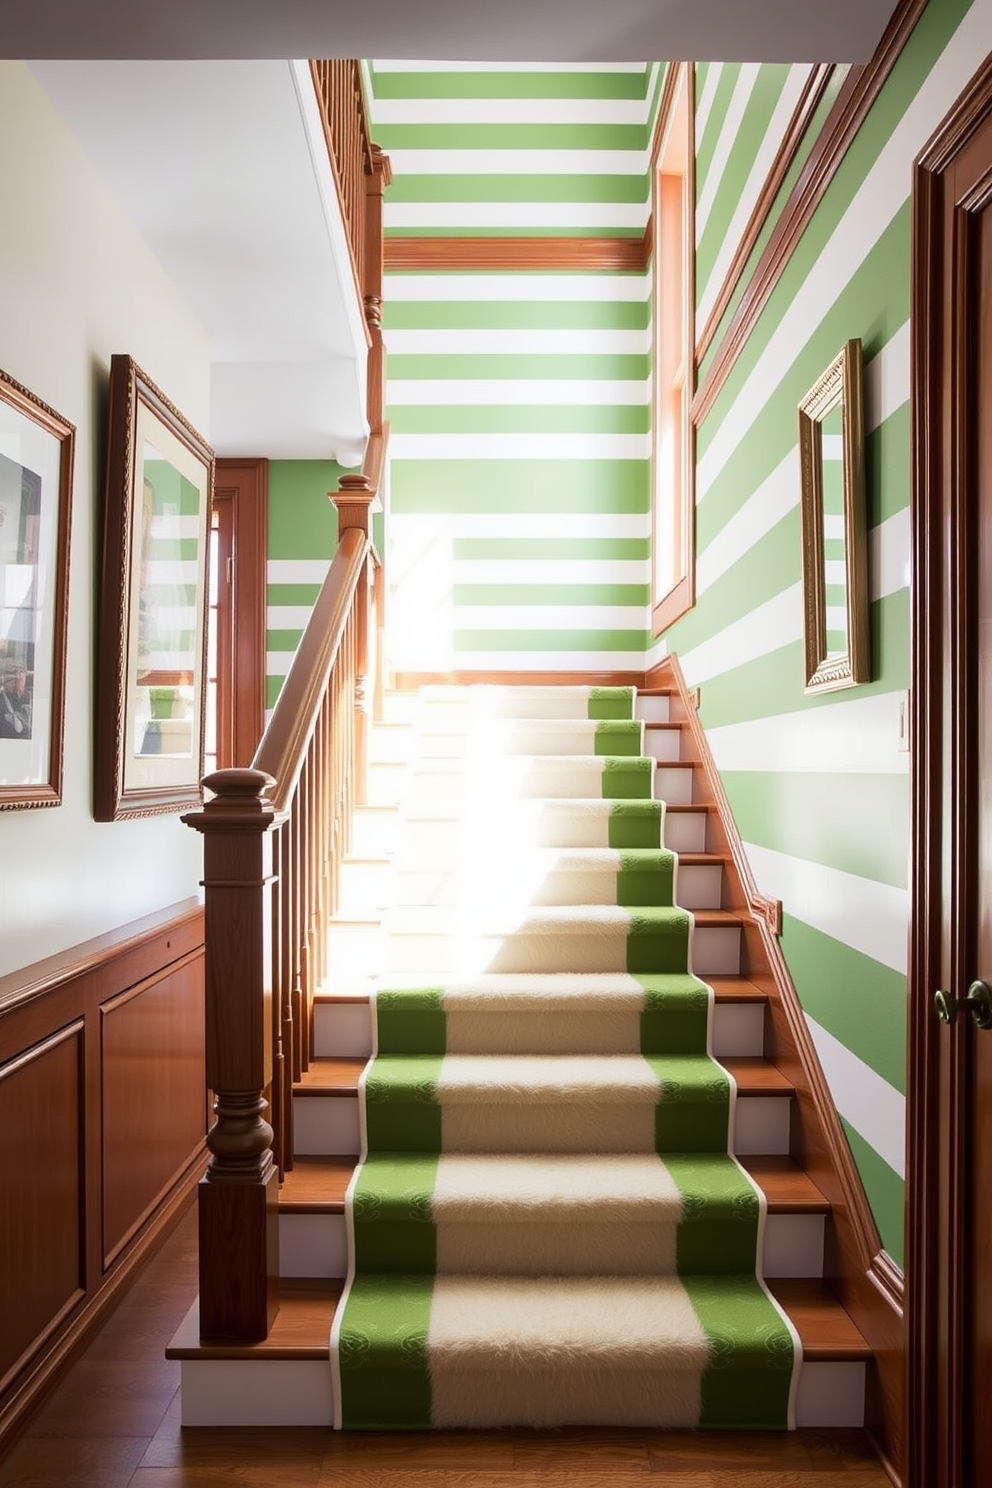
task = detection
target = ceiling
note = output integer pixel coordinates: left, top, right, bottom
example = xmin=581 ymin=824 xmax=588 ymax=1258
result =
xmin=21 ymin=1 xmax=899 ymax=462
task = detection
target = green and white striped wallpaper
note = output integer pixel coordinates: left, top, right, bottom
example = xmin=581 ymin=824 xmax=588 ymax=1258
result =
xmin=658 ymin=0 xmax=988 ymax=1264
xmin=367 ymin=63 xmax=658 ymax=674
xmin=265 ymin=459 xmax=344 ymax=712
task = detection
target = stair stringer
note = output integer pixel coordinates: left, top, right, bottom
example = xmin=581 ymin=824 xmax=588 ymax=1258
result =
xmin=647 ymin=652 xmax=903 ymax=1476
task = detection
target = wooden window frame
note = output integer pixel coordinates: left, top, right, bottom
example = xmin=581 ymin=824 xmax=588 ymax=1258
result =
xmin=211 ymin=459 xmax=268 ymax=769
xmin=650 ymin=62 xmax=696 ymax=639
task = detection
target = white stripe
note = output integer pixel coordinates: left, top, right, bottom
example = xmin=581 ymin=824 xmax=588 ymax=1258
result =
xmin=370 ymin=98 xmax=648 ymax=125
xmin=697 ymin=3 xmax=992 ymax=500
xmin=821 ymin=434 xmax=843 ymax=462
xmin=805 ymin=1015 xmax=905 ymax=1177
xmin=864 ymin=319 xmax=910 ymax=427
xmin=267 ymin=606 xmax=313 ymax=631
xmin=680 ymin=584 xmax=801 ymax=684
xmin=696 ymin=64 xmax=761 ymax=239
xmin=385 ymin=273 xmax=650 ymax=303
xmin=694 ymin=63 xmax=723 ymax=150
xmin=384 ymin=202 xmax=648 ymax=229
xmin=391 ymin=433 xmax=650 ymax=460
xmin=149 ymin=514 xmax=201 ymax=539
xmin=696 ymin=326 xmax=911 ymax=595
xmin=386 ymin=328 xmax=651 ymax=355
xmin=697 ymin=64 xmax=811 ymax=326
xmin=452 ymin=559 xmax=648 ymax=584
xmin=705 ymin=692 xmax=910 ymax=776
xmin=389 ymin=513 xmax=649 ymax=540
xmin=388 ymin=380 xmax=649 ymax=406
xmin=871 ymin=507 xmax=910 ymax=600
xmin=372 ymin=60 xmax=648 ymax=73
xmin=266 ymin=559 xmax=332 ymax=585
xmin=431 ymin=650 xmax=648 ymax=669
xmin=453 ymin=606 xmax=647 ymax=629
xmin=386 ymin=148 xmax=648 ymax=176
xmin=742 ymin=841 xmax=908 ymax=975
xmin=146 ymin=561 xmax=199 ymax=585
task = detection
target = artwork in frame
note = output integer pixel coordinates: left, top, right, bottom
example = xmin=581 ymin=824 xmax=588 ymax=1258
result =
xmin=0 ymin=368 xmax=74 ymax=810
xmin=95 ymin=355 xmax=214 ymax=821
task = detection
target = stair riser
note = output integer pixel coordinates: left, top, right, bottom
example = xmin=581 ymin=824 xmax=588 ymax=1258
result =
xmin=663 ymin=811 xmax=707 ymax=852
xmin=382 ymin=928 xmax=712 ymax=978
xmin=369 ymin=724 xmax=415 ymax=764
xmin=643 ymin=729 xmax=681 ymax=763
xmin=312 ymin=998 xmax=765 ymax=1060
xmin=654 ymin=765 xmax=694 ymax=805
xmin=350 ymin=807 xmax=400 ymax=856
xmin=278 ymin=1210 xmax=824 ymax=1282
xmin=291 ymin=1091 xmax=790 ymax=1158
xmin=634 ymin=695 xmax=671 ymax=723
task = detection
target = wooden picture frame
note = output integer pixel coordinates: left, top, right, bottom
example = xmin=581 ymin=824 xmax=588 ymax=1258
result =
xmin=797 ymin=338 xmax=869 ymax=693
xmin=0 ymin=369 xmax=74 ymax=809
xmin=95 ymin=356 xmax=214 ymax=821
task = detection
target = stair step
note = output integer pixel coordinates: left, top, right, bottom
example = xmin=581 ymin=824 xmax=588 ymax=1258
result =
xmin=654 ymin=761 xmax=696 ymax=805
xmin=634 ymin=691 xmax=672 ymax=723
xmin=350 ymin=804 xmax=400 ymax=855
xmin=643 ymin=721 xmax=683 ymax=762
xmin=742 ymin=1156 xmax=829 ymax=1212
xmin=662 ymin=804 xmax=708 ymax=852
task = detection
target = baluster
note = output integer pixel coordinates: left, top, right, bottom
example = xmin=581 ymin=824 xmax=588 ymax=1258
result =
xmin=182 ymin=769 xmax=280 ymax=1342
xmin=333 ymin=484 xmax=376 ymax=802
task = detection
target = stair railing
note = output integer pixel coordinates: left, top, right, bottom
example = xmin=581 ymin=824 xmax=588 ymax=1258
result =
xmin=182 ymin=60 xmax=390 ymax=1344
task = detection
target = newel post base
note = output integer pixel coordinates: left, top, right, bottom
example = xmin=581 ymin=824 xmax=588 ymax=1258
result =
xmin=183 ymin=768 xmax=280 ymax=1343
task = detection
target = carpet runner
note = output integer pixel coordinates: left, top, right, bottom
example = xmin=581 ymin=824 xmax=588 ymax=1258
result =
xmin=330 ymin=684 xmax=800 ymax=1429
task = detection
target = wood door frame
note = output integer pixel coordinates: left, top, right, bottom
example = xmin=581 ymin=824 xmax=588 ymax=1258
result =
xmin=212 ymin=459 xmax=267 ymax=768
xmin=907 ymin=52 xmax=992 ymax=1488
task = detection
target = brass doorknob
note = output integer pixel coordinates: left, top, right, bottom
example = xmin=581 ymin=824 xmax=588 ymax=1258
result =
xmin=934 ymin=980 xmax=992 ymax=1030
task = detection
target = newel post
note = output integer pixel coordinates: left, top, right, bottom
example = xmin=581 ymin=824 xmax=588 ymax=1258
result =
xmin=183 ymin=768 xmax=280 ymax=1342
xmin=332 ymin=483 xmax=375 ymax=798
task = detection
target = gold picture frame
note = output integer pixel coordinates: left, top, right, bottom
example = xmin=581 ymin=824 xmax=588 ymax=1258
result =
xmin=797 ymin=339 xmax=869 ymax=694
xmin=95 ymin=355 xmax=214 ymax=820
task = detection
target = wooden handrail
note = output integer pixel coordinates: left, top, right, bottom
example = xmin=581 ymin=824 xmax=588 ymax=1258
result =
xmin=254 ymin=526 xmax=370 ymax=816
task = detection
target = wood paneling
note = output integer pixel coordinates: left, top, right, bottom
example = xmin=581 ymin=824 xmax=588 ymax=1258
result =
xmin=0 ymin=903 xmax=207 ymax=1458
xmin=0 ymin=1024 xmax=84 ymax=1393
xmin=102 ymin=954 xmax=206 ymax=1267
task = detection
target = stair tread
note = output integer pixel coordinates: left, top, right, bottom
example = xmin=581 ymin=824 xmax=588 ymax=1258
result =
xmin=768 ymin=1280 xmax=871 ymax=1360
xmin=721 ymin=1057 xmax=793 ymax=1095
xmin=295 ymin=1057 xmax=368 ymax=1095
xmin=741 ymin=1157 xmax=829 ymax=1212
xmin=706 ymin=975 xmax=766 ymax=1002
xmin=166 ymin=1283 xmax=342 ymax=1361
xmin=280 ymin=1155 xmax=354 ymax=1210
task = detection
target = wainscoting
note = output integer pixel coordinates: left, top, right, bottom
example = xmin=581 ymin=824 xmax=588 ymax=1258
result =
xmin=0 ymin=900 xmax=207 ymax=1452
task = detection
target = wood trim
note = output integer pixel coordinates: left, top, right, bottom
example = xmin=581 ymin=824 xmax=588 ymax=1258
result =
xmin=384 ymin=236 xmax=648 ymax=274
xmin=906 ymin=51 xmax=992 ymax=1488
xmin=393 ymin=669 xmax=647 ymax=690
xmin=213 ymin=460 xmax=268 ymax=768
xmin=651 ymin=572 xmax=694 ymax=637
xmin=695 ymin=63 xmax=834 ymax=363
xmin=692 ymin=0 xmax=929 ymax=427
xmin=656 ymin=652 xmax=904 ymax=1472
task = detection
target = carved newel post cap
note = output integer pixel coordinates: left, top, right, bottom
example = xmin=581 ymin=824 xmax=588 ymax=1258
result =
xmin=182 ymin=767 xmax=276 ymax=831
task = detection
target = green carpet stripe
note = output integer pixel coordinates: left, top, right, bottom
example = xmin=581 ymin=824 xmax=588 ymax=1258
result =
xmin=665 ymin=1155 xmax=761 ymax=1275
xmin=602 ymin=757 xmax=654 ymax=799
xmin=637 ymin=973 xmax=712 ymax=1054
xmin=364 ymin=1056 xmax=444 ymax=1152
xmin=646 ymin=1053 xmax=732 ymax=1152
xmin=337 ymin=1274 xmax=434 ymax=1429
xmin=588 ymin=686 xmax=635 ymax=719
xmin=608 ymin=799 xmax=664 ymax=847
xmin=352 ymin=1155 xmax=440 ymax=1274
xmin=617 ymin=849 xmax=676 ymax=906
xmin=376 ymin=987 xmax=447 ymax=1055
xmin=593 ymin=720 xmax=644 ymax=756
xmin=681 ymin=1275 xmax=795 ymax=1429
xmin=625 ymin=908 xmax=692 ymax=973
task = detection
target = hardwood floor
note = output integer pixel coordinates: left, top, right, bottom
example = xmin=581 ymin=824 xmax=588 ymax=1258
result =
xmin=0 ymin=1202 xmax=892 ymax=1486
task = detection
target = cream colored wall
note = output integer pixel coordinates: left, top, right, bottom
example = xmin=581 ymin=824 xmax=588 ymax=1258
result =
xmin=0 ymin=62 xmax=210 ymax=977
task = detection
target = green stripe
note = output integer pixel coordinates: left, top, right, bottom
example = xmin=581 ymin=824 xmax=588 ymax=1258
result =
xmin=391 ymin=460 xmax=649 ymax=515
xmin=667 ymin=1154 xmax=761 ymax=1274
xmin=695 ymin=63 xmax=742 ymax=192
xmin=454 ymin=537 xmax=648 ymax=561
xmin=724 ymin=771 xmax=909 ymax=888
xmin=626 ymin=908 xmax=693 ymax=974
xmin=369 ymin=69 xmax=648 ymax=100
xmin=266 ymin=583 xmax=321 ymax=606
xmin=386 ymin=352 xmax=650 ymax=382
xmin=453 ymin=584 xmax=650 ymax=607
xmin=385 ymin=174 xmax=649 ymax=205
xmin=603 ymin=758 xmax=654 ymax=799
xmin=867 ymin=403 xmax=910 ymax=526
xmin=608 ymin=800 xmax=664 ymax=847
xmin=780 ymin=915 xmax=907 ymax=1094
xmin=266 ymin=629 xmax=304 ymax=653
xmin=681 ymin=1275 xmax=795 ymax=1428
xmin=364 ymin=1056 xmax=444 ymax=1152
xmin=647 ymin=1053 xmax=731 ymax=1150
xmin=376 ymin=987 xmax=446 ymax=1056
xmin=384 ymin=299 xmax=649 ymax=331
xmin=841 ymin=1118 xmax=904 ymax=1269
xmin=352 ymin=1155 xmax=440 ymax=1274
xmin=638 ymin=973 xmax=711 ymax=1053
xmin=681 ymin=510 xmax=801 ymax=656
xmin=376 ymin=122 xmax=648 ymax=150
xmin=337 ymin=1273 xmax=433 ymax=1430
xmin=389 ymin=404 xmax=649 ymax=436
xmin=616 ymin=848 xmax=676 ymax=903
xmin=267 ymin=460 xmax=342 ymax=559
xmin=454 ymin=630 xmax=649 ymax=653
xmin=588 ymin=685 xmax=635 ymax=718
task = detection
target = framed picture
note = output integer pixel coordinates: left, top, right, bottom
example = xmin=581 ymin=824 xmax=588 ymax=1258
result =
xmin=0 ymin=369 xmax=74 ymax=810
xmin=95 ymin=355 xmax=214 ymax=821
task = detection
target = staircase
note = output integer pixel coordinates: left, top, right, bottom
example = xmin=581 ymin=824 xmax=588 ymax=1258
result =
xmin=168 ymin=679 xmax=872 ymax=1429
